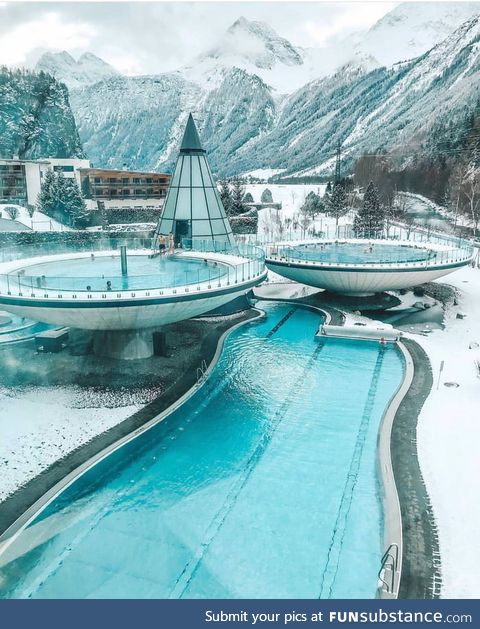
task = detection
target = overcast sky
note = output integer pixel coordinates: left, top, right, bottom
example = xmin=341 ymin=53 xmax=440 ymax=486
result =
xmin=0 ymin=1 xmax=399 ymax=74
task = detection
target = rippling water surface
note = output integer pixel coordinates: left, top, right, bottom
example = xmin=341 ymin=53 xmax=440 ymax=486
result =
xmin=0 ymin=303 xmax=404 ymax=599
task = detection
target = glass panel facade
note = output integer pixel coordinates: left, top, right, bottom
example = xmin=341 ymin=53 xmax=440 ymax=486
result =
xmin=155 ymin=151 xmax=235 ymax=247
xmin=191 ymin=156 xmax=203 ymax=187
xmin=179 ymin=159 xmax=191 ymax=187
xmin=175 ymin=188 xmax=191 ymax=220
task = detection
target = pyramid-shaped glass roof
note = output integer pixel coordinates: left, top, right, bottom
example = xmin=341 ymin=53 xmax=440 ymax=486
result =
xmin=155 ymin=114 xmax=235 ymax=249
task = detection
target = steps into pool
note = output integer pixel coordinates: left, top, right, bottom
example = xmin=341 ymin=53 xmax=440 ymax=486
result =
xmin=316 ymin=323 xmax=402 ymax=343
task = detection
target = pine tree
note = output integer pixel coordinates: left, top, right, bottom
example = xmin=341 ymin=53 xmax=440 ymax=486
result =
xmin=243 ymin=192 xmax=254 ymax=203
xmin=261 ymin=188 xmax=273 ymax=203
xmin=36 ymin=169 xmax=56 ymax=217
xmin=230 ymin=176 xmax=247 ymax=217
xmin=300 ymin=191 xmax=324 ymax=220
xmin=354 ymin=181 xmax=385 ymax=237
xmin=219 ymin=179 xmax=232 ymax=215
xmin=62 ymin=177 xmax=88 ymax=227
xmin=37 ymin=170 xmax=88 ymax=227
xmin=326 ymin=183 xmax=348 ymax=235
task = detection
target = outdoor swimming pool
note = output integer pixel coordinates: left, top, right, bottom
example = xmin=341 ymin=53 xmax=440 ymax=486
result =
xmin=287 ymin=242 xmax=435 ymax=265
xmin=13 ymin=254 xmax=229 ymax=292
xmin=0 ymin=303 xmax=404 ymax=599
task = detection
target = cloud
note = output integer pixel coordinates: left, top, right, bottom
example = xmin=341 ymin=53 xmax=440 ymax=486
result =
xmin=0 ymin=1 xmax=398 ymax=74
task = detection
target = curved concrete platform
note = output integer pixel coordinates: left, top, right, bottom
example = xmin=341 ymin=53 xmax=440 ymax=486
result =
xmin=265 ymin=238 xmax=474 ymax=295
xmin=0 ymin=249 xmax=266 ymax=358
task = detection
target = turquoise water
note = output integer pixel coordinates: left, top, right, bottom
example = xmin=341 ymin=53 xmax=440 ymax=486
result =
xmin=287 ymin=242 xmax=435 ymax=264
xmin=16 ymin=255 xmax=228 ymax=292
xmin=0 ymin=303 xmax=404 ymax=599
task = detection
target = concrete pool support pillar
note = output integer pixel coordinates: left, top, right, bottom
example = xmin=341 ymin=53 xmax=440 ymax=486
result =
xmin=92 ymin=329 xmax=154 ymax=360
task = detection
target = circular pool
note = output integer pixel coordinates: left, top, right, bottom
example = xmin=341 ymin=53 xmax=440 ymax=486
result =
xmin=14 ymin=253 xmax=229 ymax=293
xmin=265 ymin=238 xmax=474 ymax=295
xmin=287 ymin=241 xmax=436 ymax=265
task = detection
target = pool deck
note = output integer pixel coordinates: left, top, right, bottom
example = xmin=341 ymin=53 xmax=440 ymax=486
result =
xmin=390 ymin=338 xmax=441 ymax=598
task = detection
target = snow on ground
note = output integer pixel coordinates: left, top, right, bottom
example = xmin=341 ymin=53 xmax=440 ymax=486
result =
xmin=245 ymin=183 xmax=326 ymax=217
xmin=243 ymin=183 xmax=356 ymax=241
xmin=0 ymin=385 xmax=142 ymax=502
xmin=243 ymin=169 xmax=287 ymax=180
xmin=412 ymin=264 xmax=480 ymax=598
xmin=0 ymin=204 xmax=70 ymax=232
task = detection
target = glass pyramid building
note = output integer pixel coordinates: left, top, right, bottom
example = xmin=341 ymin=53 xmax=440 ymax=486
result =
xmin=155 ymin=114 xmax=236 ymax=249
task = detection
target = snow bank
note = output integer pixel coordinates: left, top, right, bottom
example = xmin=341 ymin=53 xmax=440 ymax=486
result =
xmin=0 ymin=385 xmax=142 ymax=502
xmin=0 ymin=204 xmax=70 ymax=232
xmin=413 ymin=265 xmax=480 ymax=598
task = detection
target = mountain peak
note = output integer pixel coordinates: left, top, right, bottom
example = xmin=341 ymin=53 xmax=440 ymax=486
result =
xmin=35 ymin=51 xmax=119 ymax=90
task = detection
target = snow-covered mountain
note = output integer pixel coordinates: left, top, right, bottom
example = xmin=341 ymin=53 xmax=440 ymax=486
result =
xmin=31 ymin=4 xmax=480 ymax=177
xmin=228 ymin=13 xmax=480 ymax=177
xmin=355 ymin=1 xmax=480 ymax=66
xmin=0 ymin=67 xmax=85 ymax=160
xmin=179 ymin=16 xmax=312 ymax=93
xmin=36 ymin=51 xmax=119 ymax=89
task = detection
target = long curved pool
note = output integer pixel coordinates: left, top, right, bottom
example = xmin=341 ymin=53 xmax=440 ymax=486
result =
xmin=0 ymin=303 xmax=404 ymax=599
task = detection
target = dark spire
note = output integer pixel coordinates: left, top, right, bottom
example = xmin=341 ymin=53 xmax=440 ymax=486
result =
xmin=180 ymin=113 xmax=205 ymax=153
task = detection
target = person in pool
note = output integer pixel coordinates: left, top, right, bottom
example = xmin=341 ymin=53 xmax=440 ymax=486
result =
xmin=158 ymin=233 xmax=166 ymax=254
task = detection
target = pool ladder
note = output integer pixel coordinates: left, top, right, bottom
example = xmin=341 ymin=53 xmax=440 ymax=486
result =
xmin=378 ymin=543 xmax=400 ymax=598
xmin=196 ymin=359 xmax=208 ymax=386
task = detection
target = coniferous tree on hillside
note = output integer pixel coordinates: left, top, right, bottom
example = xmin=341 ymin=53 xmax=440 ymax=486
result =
xmin=354 ymin=182 xmax=385 ymax=237
xmin=37 ymin=171 xmax=88 ymax=227
xmin=300 ymin=191 xmax=324 ymax=220
xmin=326 ymin=184 xmax=348 ymax=236
xmin=219 ymin=179 xmax=233 ymax=215
xmin=230 ymin=177 xmax=247 ymax=217
xmin=261 ymin=188 xmax=273 ymax=204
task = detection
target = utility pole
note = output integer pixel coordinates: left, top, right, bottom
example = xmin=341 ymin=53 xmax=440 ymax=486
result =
xmin=334 ymin=142 xmax=342 ymax=184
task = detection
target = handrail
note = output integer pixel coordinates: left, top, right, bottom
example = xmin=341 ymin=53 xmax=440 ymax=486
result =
xmin=378 ymin=543 xmax=400 ymax=595
xmin=263 ymin=237 xmax=473 ymax=269
xmin=196 ymin=359 xmax=209 ymax=387
xmin=0 ymin=239 xmax=267 ymax=299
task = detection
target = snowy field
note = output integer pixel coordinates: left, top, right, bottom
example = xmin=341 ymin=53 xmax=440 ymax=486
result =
xmin=0 ymin=204 xmax=69 ymax=232
xmin=413 ymin=264 xmax=480 ymax=598
xmin=0 ymin=385 xmax=144 ymax=502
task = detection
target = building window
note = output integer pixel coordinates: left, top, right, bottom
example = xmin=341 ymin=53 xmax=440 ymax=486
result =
xmin=134 ymin=189 xmax=142 ymax=195
xmin=94 ymin=177 xmax=101 ymax=184
xmin=133 ymin=178 xmax=140 ymax=184
xmin=122 ymin=178 xmax=129 ymax=184
xmin=123 ymin=189 xmax=130 ymax=195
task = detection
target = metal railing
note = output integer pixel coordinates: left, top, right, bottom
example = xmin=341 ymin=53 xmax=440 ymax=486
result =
xmin=378 ymin=543 xmax=400 ymax=597
xmin=0 ymin=238 xmax=267 ymax=299
xmin=264 ymin=236 xmax=473 ymax=269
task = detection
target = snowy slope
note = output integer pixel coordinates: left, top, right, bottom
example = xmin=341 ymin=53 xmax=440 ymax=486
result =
xmin=36 ymin=51 xmax=119 ymax=89
xmin=356 ymin=1 xmax=480 ymax=66
xmin=63 ymin=9 xmax=480 ymax=176
xmin=0 ymin=204 xmax=70 ymax=232
xmin=180 ymin=16 xmax=309 ymax=93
